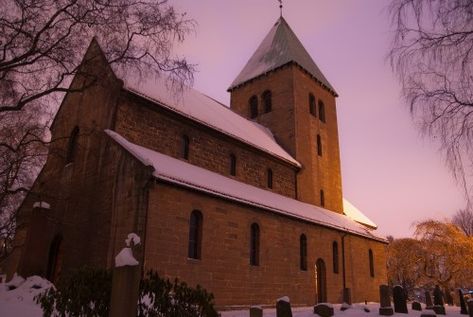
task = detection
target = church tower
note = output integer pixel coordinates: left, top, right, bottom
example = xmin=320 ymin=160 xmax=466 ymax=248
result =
xmin=229 ymin=17 xmax=343 ymax=213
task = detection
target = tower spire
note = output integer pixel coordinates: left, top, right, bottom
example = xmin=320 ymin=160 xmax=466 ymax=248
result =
xmin=278 ymin=0 xmax=283 ymax=17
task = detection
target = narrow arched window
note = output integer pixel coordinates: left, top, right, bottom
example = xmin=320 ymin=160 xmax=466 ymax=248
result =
xmin=300 ymin=234 xmax=307 ymax=271
xmin=249 ymin=95 xmax=258 ymax=119
xmin=250 ymin=223 xmax=260 ymax=266
xmin=262 ymin=90 xmax=272 ymax=113
xmin=267 ymin=168 xmax=273 ymax=189
xmin=333 ymin=241 xmax=339 ymax=274
xmin=182 ymin=135 xmax=190 ymax=160
xmin=66 ymin=126 xmax=79 ymax=163
xmin=318 ymin=100 xmax=326 ymax=122
xmin=369 ymin=249 xmax=375 ymax=277
xmin=309 ymin=93 xmax=316 ymax=116
xmin=320 ymin=189 xmax=325 ymax=207
xmin=188 ymin=210 xmax=203 ymax=259
xmin=317 ymin=134 xmax=322 ymax=156
xmin=230 ymin=154 xmax=237 ymax=176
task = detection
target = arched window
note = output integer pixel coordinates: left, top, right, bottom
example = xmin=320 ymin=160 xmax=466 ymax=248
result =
xmin=320 ymin=189 xmax=325 ymax=207
xmin=249 ymin=95 xmax=258 ymax=119
xmin=66 ymin=126 xmax=79 ymax=163
xmin=182 ymin=135 xmax=190 ymax=160
xmin=332 ymin=241 xmax=339 ymax=274
xmin=250 ymin=223 xmax=260 ymax=266
xmin=230 ymin=154 xmax=237 ymax=176
xmin=369 ymin=249 xmax=375 ymax=277
xmin=262 ymin=90 xmax=272 ymax=113
xmin=317 ymin=134 xmax=322 ymax=156
xmin=309 ymin=93 xmax=316 ymax=116
xmin=188 ymin=210 xmax=203 ymax=259
xmin=318 ymin=100 xmax=326 ymax=122
xmin=300 ymin=234 xmax=307 ymax=271
xmin=267 ymin=168 xmax=273 ymax=189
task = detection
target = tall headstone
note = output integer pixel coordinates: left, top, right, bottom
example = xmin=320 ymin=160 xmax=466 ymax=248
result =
xmin=276 ymin=296 xmax=292 ymax=317
xmin=379 ymin=285 xmax=394 ymax=316
xmin=433 ymin=285 xmax=446 ymax=315
xmin=393 ymin=285 xmax=408 ymax=314
xmin=426 ymin=290 xmax=434 ymax=310
xmin=467 ymin=299 xmax=473 ymax=317
xmin=459 ymin=290 xmax=468 ymax=315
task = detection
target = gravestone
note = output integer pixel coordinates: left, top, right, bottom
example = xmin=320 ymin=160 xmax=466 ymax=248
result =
xmin=412 ymin=301 xmax=422 ymax=311
xmin=393 ymin=285 xmax=408 ymax=314
xmin=446 ymin=290 xmax=454 ymax=306
xmin=379 ymin=284 xmax=394 ymax=316
xmin=250 ymin=306 xmax=263 ymax=317
xmin=340 ymin=303 xmax=351 ymax=311
xmin=467 ymin=299 xmax=473 ymax=317
xmin=433 ymin=285 xmax=446 ymax=315
xmin=313 ymin=303 xmax=334 ymax=317
xmin=459 ymin=289 xmax=468 ymax=315
xmin=426 ymin=290 xmax=434 ymax=309
xmin=276 ymin=296 xmax=292 ymax=317
xmin=420 ymin=313 xmax=437 ymax=317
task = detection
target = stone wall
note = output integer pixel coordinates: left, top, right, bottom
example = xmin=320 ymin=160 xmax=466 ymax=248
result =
xmin=145 ymin=182 xmax=387 ymax=308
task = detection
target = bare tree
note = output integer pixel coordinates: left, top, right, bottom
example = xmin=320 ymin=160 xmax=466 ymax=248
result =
xmin=0 ymin=0 xmax=195 ymax=261
xmin=452 ymin=207 xmax=473 ymax=236
xmin=388 ymin=0 xmax=473 ymax=202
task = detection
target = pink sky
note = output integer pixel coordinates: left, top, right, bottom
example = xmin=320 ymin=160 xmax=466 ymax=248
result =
xmin=170 ymin=0 xmax=465 ymax=238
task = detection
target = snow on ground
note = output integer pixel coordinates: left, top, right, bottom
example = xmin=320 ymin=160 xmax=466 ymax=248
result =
xmin=0 ymin=275 xmax=468 ymax=317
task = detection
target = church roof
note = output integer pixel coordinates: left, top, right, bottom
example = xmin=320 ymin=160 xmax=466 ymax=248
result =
xmin=106 ymin=130 xmax=386 ymax=242
xmin=343 ymin=198 xmax=378 ymax=229
xmin=228 ymin=17 xmax=337 ymax=95
xmin=119 ymin=74 xmax=300 ymax=167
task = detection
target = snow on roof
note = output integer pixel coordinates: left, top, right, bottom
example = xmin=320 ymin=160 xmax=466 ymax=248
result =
xmin=106 ymin=130 xmax=386 ymax=242
xmin=118 ymin=72 xmax=300 ymax=168
xmin=343 ymin=198 xmax=377 ymax=229
xmin=229 ymin=17 xmax=337 ymax=95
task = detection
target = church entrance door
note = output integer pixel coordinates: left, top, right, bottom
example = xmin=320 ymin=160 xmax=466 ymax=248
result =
xmin=46 ymin=235 xmax=63 ymax=283
xmin=315 ymin=258 xmax=327 ymax=303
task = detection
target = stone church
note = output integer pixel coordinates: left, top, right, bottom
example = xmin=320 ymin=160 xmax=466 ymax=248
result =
xmin=5 ymin=17 xmax=387 ymax=307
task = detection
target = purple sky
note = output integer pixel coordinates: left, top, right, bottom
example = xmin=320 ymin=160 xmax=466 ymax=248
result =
xmin=170 ymin=0 xmax=465 ymax=238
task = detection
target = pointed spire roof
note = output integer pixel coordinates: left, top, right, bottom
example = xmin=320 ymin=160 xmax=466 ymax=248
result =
xmin=229 ymin=17 xmax=337 ymax=96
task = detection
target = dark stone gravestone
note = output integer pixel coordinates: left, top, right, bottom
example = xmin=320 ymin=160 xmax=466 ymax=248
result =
xmin=379 ymin=284 xmax=394 ymax=316
xmin=313 ymin=303 xmax=334 ymax=317
xmin=426 ymin=290 xmax=434 ymax=309
xmin=468 ymin=299 xmax=473 ymax=317
xmin=250 ymin=306 xmax=263 ymax=317
xmin=412 ymin=301 xmax=422 ymax=311
xmin=459 ymin=289 xmax=468 ymax=315
xmin=433 ymin=285 xmax=446 ymax=315
xmin=420 ymin=313 xmax=437 ymax=317
xmin=276 ymin=297 xmax=292 ymax=317
xmin=393 ymin=285 xmax=408 ymax=314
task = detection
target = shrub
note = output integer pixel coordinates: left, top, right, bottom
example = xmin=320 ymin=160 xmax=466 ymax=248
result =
xmin=138 ymin=270 xmax=218 ymax=317
xmin=35 ymin=267 xmax=112 ymax=317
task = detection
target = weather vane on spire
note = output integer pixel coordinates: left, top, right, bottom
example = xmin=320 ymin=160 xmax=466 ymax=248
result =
xmin=278 ymin=0 xmax=283 ymax=17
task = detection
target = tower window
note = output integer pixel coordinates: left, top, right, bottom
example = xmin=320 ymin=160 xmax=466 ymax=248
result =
xmin=249 ymin=95 xmax=258 ymax=119
xmin=300 ymin=234 xmax=307 ymax=271
xmin=332 ymin=241 xmax=339 ymax=274
xmin=250 ymin=223 xmax=260 ymax=266
xmin=267 ymin=168 xmax=273 ymax=189
xmin=369 ymin=249 xmax=375 ymax=277
xmin=182 ymin=135 xmax=190 ymax=160
xmin=188 ymin=210 xmax=203 ymax=259
xmin=230 ymin=154 xmax=237 ymax=176
xmin=262 ymin=90 xmax=272 ymax=113
xmin=320 ymin=189 xmax=325 ymax=207
xmin=317 ymin=134 xmax=322 ymax=156
xmin=66 ymin=126 xmax=79 ymax=164
xmin=318 ymin=100 xmax=326 ymax=123
xmin=309 ymin=93 xmax=316 ymax=116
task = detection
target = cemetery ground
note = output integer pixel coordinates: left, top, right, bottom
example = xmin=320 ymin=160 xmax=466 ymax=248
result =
xmin=1 ymin=275 xmax=471 ymax=317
